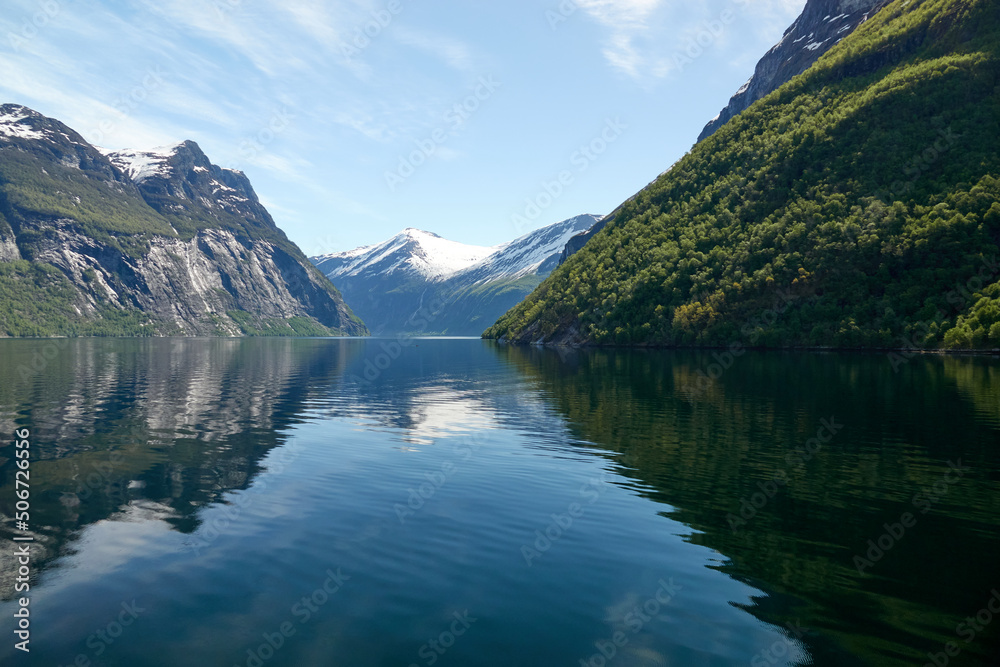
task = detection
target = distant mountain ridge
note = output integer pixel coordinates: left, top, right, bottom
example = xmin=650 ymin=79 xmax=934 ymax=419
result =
xmin=312 ymin=215 xmax=600 ymax=335
xmin=315 ymin=228 xmax=496 ymax=282
xmin=0 ymin=104 xmax=367 ymax=337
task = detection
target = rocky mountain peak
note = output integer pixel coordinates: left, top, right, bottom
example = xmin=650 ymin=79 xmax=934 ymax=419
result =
xmin=103 ymin=139 xmax=272 ymax=232
xmin=697 ymin=0 xmax=887 ymax=142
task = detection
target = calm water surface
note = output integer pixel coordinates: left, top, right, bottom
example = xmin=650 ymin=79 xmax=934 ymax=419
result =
xmin=0 ymin=338 xmax=998 ymax=666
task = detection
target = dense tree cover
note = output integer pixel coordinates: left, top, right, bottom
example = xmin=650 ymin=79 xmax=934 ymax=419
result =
xmin=486 ymin=0 xmax=1000 ymax=350
xmin=0 ymin=260 xmax=156 ymax=336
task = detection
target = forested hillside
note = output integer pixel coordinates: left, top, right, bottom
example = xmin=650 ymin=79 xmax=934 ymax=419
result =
xmin=486 ymin=0 xmax=1000 ymax=350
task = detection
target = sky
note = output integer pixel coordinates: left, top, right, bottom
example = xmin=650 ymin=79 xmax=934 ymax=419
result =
xmin=0 ymin=0 xmax=806 ymax=256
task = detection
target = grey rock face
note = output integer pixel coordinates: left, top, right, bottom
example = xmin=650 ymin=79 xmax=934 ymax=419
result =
xmin=25 ymin=220 xmax=356 ymax=335
xmin=697 ymin=0 xmax=887 ymax=142
xmin=0 ymin=235 xmax=19 ymax=261
xmin=0 ymin=104 xmax=366 ymax=336
xmin=559 ymin=216 xmax=607 ymax=265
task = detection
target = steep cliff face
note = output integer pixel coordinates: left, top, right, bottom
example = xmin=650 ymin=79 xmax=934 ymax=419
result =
xmin=25 ymin=220 xmax=360 ymax=335
xmin=697 ymin=0 xmax=888 ymax=142
xmin=0 ymin=104 xmax=367 ymax=337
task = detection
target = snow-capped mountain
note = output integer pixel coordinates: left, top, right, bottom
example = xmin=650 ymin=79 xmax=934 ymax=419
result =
xmin=313 ymin=228 xmax=497 ymax=283
xmin=452 ymin=214 xmax=600 ymax=286
xmin=310 ymin=215 xmax=600 ymax=335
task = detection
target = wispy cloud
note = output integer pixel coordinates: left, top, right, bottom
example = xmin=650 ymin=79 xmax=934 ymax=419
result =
xmin=575 ymin=0 xmax=805 ymax=82
xmin=331 ymin=109 xmax=397 ymax=143
xmin=576 ymin=0 xmax=665 ymax=80
xmin=392 ymin=26 xmax=477 ymax=73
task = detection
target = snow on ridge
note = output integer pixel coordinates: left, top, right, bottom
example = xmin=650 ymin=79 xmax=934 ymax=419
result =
xmin=317 ymin=227 xmax=497 ymax=281
xmin=455 ymin=214 xmax=601 ymax=283
xmin=102 ymin=143 xmax=183 ymax=183
xmin=402 ymin=228 xmax=497 ymax=278
xmin=317 ymin=216 xmax=601 ymax=284
xmin=0 ymin=109 xmax=46 ymax=140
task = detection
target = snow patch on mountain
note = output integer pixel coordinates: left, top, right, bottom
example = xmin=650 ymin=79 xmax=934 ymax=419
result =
xmin=0 ymin=107 xmax=46 ymax=140
xmin=101 ymin=145 xmax=182 ymax=183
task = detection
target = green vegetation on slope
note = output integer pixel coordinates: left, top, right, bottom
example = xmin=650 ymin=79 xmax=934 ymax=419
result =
xmin=0 ymin=150 xmax=175 ymax=257
xmin=0 ymin=260 xmax=156 ymax=337
xmin=485 ymin=0 xmax=1000 ymax=349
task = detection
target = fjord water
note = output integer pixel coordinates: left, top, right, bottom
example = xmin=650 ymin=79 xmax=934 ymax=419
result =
xmin=0 ymin=339 xmax=998 ymax=666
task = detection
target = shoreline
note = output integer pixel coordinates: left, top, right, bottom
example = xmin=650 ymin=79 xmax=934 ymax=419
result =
xmin=0 ymin=335 xmax=997 ymax=358
xmin=483 ymin=338 xmax=1000 ymax=357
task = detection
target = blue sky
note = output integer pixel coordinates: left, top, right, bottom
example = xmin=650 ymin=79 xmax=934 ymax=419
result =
xmin=0 ymin=0 xmax=805 ymax=254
